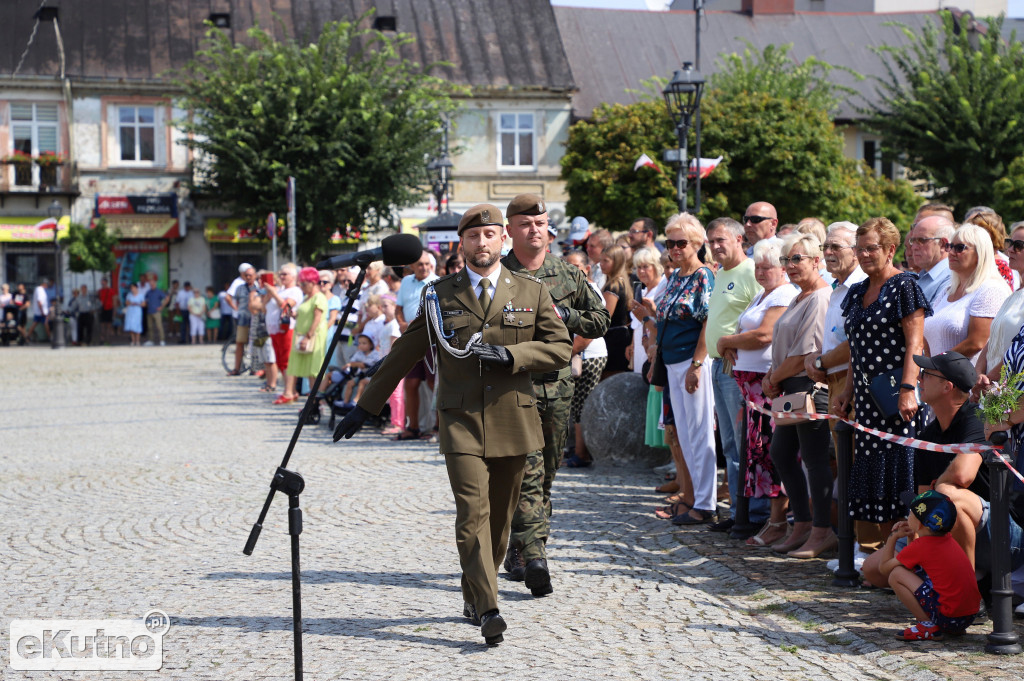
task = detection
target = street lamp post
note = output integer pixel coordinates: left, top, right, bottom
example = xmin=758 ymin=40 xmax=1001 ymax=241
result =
xmin=662 ymin=62 xmax=705 ymax=213
xmin=48 ymin=199 xmax=65 ymax=349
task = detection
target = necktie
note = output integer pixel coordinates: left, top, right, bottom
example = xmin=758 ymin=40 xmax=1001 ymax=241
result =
xmin=479 ymin=277 xmax=491 ymax=314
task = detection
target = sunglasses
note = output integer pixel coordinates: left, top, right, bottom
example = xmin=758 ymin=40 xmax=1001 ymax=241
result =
xmin=822 ymin=243 xmax=853 ymax=252
xmin=779 ymin=254 xmax=812 ymax=266
xmin=948 ymin=243 xmax=973 ymax=254
xmin=319 ymin=280 xmax=331 ymax=285
xmin=1005 ymin=239 xmax=1024 ymax=252
xmin=665 ymin=239 xmax=690 ymax=249
xmin=743 ymin=215 xmax=773 ymax=225
xmin=907 ymin=236 xmax=944 ymax=246
xmin=919 ymin=369 xmax=946 ymax=381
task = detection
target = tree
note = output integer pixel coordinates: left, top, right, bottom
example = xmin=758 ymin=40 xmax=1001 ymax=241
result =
xmin=562 ymin=45 xmax=920 ymax=231
xmin=64 ymin=218 xmax=118 ymax=276
xmin=174 ymin=17 xmax=460 ymax=261
xmin=865 ymin=12 xmax=1024 ymax=216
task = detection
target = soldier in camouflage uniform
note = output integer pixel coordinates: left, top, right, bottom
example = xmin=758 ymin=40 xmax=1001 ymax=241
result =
xmin=501 ymin=194 xmax=610 ymax=596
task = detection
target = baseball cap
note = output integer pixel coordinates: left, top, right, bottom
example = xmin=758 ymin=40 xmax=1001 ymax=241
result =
xmin=899 ymin=489 xmax=957 ymax=533
xmin=238 ymin=262 xmax=254 ymax=274
xmin=547 ymin=224 xmax=558 ymax=238
xmin=562 ymin=216 xmax=590 ymax=246
xmin=913 ymin=351 xmax=977 ymax=393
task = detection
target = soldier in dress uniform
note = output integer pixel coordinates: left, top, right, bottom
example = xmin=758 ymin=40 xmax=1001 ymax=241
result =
xmin=334 ymin=203 xmax=571 ymax=645
xmin=500 ymin=193 xmax=610 ymax=596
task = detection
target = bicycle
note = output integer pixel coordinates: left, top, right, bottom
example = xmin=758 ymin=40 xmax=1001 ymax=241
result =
xmin=222 ymin=335 xmax=265 ymax=375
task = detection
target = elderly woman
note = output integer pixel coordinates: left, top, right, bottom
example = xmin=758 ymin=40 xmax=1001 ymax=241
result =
xmin=833 ymin=217 xmax=930 ymax=545
xmin=978 ymin=222 xmax=1024 ymax=382
xmin=717 ymin=237 xmax=797 ymax=547
xmin=276 ymin=267 xmax=328 ymax=405
xmin=923 ymin=224 xmax=1010 ymax=363
xmin=650 ymin=213 xmax=717 ymax=524
xmin=760 ymin=233 xmax=833 ymax=557
xmin=264 ymin=264 xmax=303 ymax=396
xmin=964 ymin=206 xmax=1014 ymax=289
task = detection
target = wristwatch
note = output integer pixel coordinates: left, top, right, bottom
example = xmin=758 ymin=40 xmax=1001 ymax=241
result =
xmin=813 ymin=355 xmax=824 ymax=371
xmin=691 ymin=359 xmax=703 ymax=368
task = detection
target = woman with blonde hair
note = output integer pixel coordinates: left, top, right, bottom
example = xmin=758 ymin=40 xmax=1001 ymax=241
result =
xmin=599 ymin=244 xmax=634 ymax=377
xmin=923 ymin=223 xmax=1010 ymax=362
xmin=963 ymin=206 xmax=1015 ymax=289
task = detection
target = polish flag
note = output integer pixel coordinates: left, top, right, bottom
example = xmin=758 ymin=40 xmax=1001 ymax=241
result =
xmin=688 ymin=156 xmax=723 ymax=180
xmin=633 ymin=153 xmax=661 ymax=173
xmin=33 ymin=217 xmax=58 ymax=231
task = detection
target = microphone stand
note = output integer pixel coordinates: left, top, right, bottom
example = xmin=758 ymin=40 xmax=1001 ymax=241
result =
xmin=243 ymin=267 xmax=367 ymax=681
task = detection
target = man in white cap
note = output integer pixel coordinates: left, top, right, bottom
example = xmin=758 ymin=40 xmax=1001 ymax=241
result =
xmin=227 ymin=263 xmax=257 ymax=375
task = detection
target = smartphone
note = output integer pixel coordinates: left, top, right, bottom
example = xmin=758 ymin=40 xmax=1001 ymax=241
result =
xmin=261 ymin=272 xmax=275 ymax=286
xmin=633 ymin=281 xmax=643 ymax=301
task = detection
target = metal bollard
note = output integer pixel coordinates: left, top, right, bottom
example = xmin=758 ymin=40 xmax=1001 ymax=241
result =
xmin=833 ymin=420 xmax=858 ymax=587
xmin=984 ymin=431 xmax=1021 ymax=655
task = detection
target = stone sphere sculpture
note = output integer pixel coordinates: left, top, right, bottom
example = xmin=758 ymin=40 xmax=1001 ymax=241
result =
xmin=579 ymin=371 xmax=671 ymax=468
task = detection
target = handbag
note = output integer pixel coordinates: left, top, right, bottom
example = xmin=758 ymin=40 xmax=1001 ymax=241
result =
xmin=293 ymin=333 xmax=313 ymax=355
xmin=650 ymin=349 xmax=668 ymax=387
xmin=868 ymin=368 xmax=906 ymax=420
xmin=771 ymin=383 xmax=827 ymax=425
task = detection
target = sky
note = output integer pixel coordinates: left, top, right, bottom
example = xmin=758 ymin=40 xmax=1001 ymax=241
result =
xmin=552 ymin=0 xmax=1024 ymax=18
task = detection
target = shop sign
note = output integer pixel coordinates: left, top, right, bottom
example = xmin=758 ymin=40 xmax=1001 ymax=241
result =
xmin=95 ymin=194 xmax=181 ymax=239
xmin=0 ymin=216 xmax=70 ymax=243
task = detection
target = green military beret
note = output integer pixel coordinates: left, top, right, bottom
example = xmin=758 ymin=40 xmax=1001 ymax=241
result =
xmin=505 ymin=193 xmax=546 ymax=218
xmin=458 ymin=203 xmax=504 ymax=235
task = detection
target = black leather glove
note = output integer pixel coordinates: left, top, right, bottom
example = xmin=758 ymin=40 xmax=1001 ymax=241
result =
xmin=333 ymin=405 xmax=370 ymax=441
xmin=471 ymin=343 xmax=514 ymax=368
xmin=554 ymin=305 xmax=571 ymax=321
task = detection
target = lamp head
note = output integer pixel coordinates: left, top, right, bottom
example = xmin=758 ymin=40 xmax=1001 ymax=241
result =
xmin=663 ymin=62 xmax=705 ymax=128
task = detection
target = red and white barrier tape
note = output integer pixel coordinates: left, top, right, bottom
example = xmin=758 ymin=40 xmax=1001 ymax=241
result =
xmin=745 ymin=400 xmax=1024 ymax=485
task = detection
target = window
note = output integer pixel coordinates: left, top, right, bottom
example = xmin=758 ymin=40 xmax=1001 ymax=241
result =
xmin=862 ymin=136 xmax=895 ymax=181
xmin=9 ymin=103 xmax=59 ymax=187
xmin=497 ymin=112 xmax=534 ymax=169
xmin=118 ymin=106 xmax=156 ymax=162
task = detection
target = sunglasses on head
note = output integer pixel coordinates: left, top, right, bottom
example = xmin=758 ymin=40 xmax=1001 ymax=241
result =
xmin=664 ymin=239 xmax=690 ymax=249
xmin=1005 ymin=239 xmax=1024 ymax=252
xmin=948 ymin=243 xmax=973 ymax=254
xmin=743 ymin=215 xmax=773 ymax=224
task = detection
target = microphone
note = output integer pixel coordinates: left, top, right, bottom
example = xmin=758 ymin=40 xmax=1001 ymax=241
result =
xmin=315 ymin=233 xmax=424 ymax=270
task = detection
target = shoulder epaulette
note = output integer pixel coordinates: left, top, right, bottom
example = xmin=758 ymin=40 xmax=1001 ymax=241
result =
xmin=510 ymin=270 xmax=543 ymax=284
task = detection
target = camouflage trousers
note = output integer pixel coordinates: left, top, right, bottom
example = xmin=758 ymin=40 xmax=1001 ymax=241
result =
xmin=509 ymin=376 xmax=575 ymax=562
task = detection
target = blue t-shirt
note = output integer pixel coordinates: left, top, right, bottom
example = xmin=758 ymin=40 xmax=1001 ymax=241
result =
xmin=144 ymin=288 xmax=166 ymax=312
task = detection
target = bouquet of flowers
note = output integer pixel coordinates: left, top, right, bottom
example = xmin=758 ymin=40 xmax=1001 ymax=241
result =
xmin=978 ymin=365 xmax=1024 ymax=427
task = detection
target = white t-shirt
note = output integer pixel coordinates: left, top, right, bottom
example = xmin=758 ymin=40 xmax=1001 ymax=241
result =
xmin=227 ymin=277 xmax=245 ymax=318
xmin=378 ymin=319 xmax=401 ymax=355
xmin=987 ymin=287 xmax=1024 ymax=369
xmin=581 ymin=281 xmax=607 ymax=359
xmin=733 ymin=283 xmax=799 ymax=373
xmin=361 ymin=314 xmax=387 ymax=348
xmin=265 ymin=285 xmax=303 ymax=334
xmin=923 ymin=278 xmax=1009 ymax=361
xmin=33 ymin=285 xmax=49 ymax=316
xmin=630 ymin=277 xmax=667 ymax=373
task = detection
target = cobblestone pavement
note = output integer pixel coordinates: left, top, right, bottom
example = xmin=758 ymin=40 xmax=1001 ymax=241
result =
xmin=2 ymin=346 xmax=1023 ymax=680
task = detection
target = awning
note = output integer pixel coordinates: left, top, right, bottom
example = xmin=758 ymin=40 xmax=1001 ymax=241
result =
xmin=0 ymin=216 xmax=71 ymax=243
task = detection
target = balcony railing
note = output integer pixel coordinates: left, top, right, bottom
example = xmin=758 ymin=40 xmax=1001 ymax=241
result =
xmin=0 ymin=161 xmax=74 ymax=194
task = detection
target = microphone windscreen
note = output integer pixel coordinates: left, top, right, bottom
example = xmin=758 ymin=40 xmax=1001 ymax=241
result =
xmin=381 ymin=233 xmax=424 ymax=267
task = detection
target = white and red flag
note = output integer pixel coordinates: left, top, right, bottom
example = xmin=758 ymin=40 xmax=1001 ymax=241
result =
xmin=688 ymin=156 xmax=723 ymax=179
xmin=633 ymin=153 xmax=661 ymax=173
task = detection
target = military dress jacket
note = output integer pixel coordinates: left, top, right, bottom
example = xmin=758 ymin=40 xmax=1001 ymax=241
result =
xmin=357 ymin=266 xmax=572 ymax=458
xmin=502 ymin=251 xmax=610 ymax=339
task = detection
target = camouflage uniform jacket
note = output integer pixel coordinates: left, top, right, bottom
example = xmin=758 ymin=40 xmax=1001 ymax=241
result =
xmin=502 ymin=251 xmax=610 ymax=339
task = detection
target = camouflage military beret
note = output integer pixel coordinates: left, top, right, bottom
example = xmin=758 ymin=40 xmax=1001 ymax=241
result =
xmin=505 ymin=193 xmax=547 ymax=218
xmin=458 ymin=203 xmax=504 ymax=235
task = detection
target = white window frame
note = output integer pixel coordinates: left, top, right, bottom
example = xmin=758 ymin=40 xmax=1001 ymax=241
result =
xmin=107 ymin=103 xmax=166 ymax=168
xmin=9 ymin=102 xmax=60 ymax=187
xmin=496 ymin=112 xmax=536 ymax=171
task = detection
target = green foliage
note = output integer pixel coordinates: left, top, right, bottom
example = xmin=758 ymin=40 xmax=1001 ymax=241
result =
xmin=993 ymin=157 xmax=1024 ymax=219
xmin=64 ymin=218 xmax=118 ymax=274
xmin=562 ymin=44 xmax=919 ymax=231
xmin=173 ymin=15 xmax=460 ymax=261
xmin=978 ymin=365 xmax=1024 ymax=426
xmin=864 ymin=12 xmax=1024 ymax=216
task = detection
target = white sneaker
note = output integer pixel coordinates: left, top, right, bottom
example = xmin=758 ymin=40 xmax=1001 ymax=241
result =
xmin=143 ymin=341 xmax=154 ymax=346
xmin=159 ymin=341 xmax=166 ymax=346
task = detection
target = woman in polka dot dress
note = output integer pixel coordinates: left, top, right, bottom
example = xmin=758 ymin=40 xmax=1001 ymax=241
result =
xmin=833 ymin=217 xmax=932 ymax=538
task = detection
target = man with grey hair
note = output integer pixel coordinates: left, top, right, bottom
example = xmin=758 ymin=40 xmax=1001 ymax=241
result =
xmin=908 ymin=215 xmax=955 ymax=305
xmin=703 ymin=216 xmax=766 ymax=535
xmin=806 ymin=221 xmax=867 ymax=438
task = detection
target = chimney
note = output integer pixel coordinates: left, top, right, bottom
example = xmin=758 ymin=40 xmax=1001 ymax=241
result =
xmin=741 ymin=0 xmax=795 ymax=14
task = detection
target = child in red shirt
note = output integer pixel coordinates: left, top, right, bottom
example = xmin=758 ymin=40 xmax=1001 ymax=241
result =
xmin=879 ymin=490 xmax=980 ymax=641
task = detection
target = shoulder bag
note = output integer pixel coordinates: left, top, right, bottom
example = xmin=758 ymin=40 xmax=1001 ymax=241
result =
xmin=771 ymin=383 xmax=828 ymax=425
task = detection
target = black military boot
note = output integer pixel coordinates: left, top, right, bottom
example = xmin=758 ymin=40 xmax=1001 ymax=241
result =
xmin=503 ymin=544 xmax=525 ymax=581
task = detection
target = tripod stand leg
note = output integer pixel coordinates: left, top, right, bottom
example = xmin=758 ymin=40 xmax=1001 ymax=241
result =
xmin=289 ymin=494 xmax=303 ymax=680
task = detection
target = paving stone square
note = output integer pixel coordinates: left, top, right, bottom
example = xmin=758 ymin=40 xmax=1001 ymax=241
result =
xmin=2 ymin=346 xmax=1023 ymax=680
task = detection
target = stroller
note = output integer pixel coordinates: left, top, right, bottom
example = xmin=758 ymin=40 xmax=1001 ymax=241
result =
xmin=319 ymin=364 xmax=390 ymax=430
xmin=1 ymin=312 xmax=20 ymax=346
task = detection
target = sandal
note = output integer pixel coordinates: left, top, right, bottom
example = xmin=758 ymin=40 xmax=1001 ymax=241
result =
xmin=672 ymin=508 xmax=716 ymax=526
xmin=393 ymin=428 xmax=421 ymax=441
xmin=745 ymin=520 xmax=789 ymax=547
xmin=655 ymin=481 xmax=680 ymax=494
xmin=654 ymin=500 xmax=692 ymax=520
xmin=258 ymin=385 xmax=276 ymax=393
xmin=273 ymin=394 xmax=297 ymax=405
